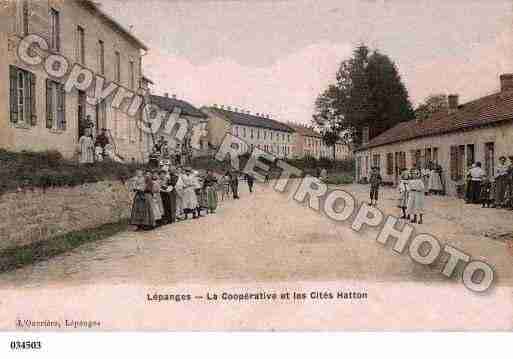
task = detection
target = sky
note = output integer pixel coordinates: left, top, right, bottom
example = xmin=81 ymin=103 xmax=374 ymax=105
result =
xmin=99 ymin=0 xmax=513 ymax=125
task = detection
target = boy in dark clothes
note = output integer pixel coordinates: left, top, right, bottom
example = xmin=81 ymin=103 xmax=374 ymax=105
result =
xmin=369 ymin=166 xmax=383 ymax=207
xmin=245 ymin=173 xmax=255 ymax=193
xmin=480 ymin=179 xmax=492 ymax=208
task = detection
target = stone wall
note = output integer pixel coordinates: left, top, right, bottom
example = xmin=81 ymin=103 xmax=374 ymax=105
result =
xmin=0 ymin=181 xmax=131 ymax=251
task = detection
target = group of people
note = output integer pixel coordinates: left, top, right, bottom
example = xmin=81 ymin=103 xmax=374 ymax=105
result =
xmin=149 ymin=136 xmax=192 ymax=169
xmin=396 ymin=168 xmax=428 ymax=224
xmin=467 ymin=156 xmax=513 ymax=209
xmin=368 ymin=162 xmax=445 ymax=224
xmin=128 ymin=166 xmax=220 ymax=230
xmin=128 ymin=164 xmax=256 ymax=231
xmin=78 ymin=126 xmax=123 ymax=164
xmin=367 ymin=156 xmax=513 ymax=226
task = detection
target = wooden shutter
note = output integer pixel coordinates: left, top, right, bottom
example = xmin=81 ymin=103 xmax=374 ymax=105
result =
xmin=30 ymin=72 xmax=36 ymax=126
xmin=56 ymin=10 xmax=60 ymax=51
xmin=46 ymin=79 xmax=53 ymax=129
xmin=387 ymin=153 xmax=393 ymax=175
xmin=58 ymin=83 xmax=66 ymax=130
xmin=450 ymin=146 xmax=457 ymax=181
xmin=9 ymin=66 xmax=18 ymax=124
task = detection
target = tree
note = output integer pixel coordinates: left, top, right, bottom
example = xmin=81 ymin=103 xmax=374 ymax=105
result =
xmin=313 ymin=85 xmax=346 ymax=161
xmin=415 ymin=94 xmax=448 ymax=120
xmin=313 ymin=44 xmax=414 ymax=147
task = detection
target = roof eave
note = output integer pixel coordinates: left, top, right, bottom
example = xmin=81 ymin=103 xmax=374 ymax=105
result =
xmin=355 ymin=117 xmax=513 ymax=152
xmin=82 ymin=0 xmax=149 ymax=51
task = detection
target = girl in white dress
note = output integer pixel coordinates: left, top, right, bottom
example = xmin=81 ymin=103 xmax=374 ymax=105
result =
xmin=406 ymin=170 xmax=425 ymax=224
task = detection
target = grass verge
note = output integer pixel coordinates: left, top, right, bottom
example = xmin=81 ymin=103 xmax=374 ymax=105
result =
xmin=0 ymin=220 xmax=128 ymax=273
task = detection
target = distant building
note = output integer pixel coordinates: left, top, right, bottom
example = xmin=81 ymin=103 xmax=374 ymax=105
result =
xmin=150 ymin=94 xmax=208 ymax=156
xmin=1 ymin=0 xmax=150 ymax=161
xmin=354 ymin=74 xmax=513 ymax=196
xmin=287 ymin=123 xmax=349 ymax=160
xmin=203 ymin=106 xmax=295 ymax=159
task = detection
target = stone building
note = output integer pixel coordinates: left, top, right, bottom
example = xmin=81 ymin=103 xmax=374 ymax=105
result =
xmin=0 ymin=0 xmax=152 ymax=161
xmin=287 ymin=123 xmax=349 ymax=160
xmin=354 ymin=74 xmax=513 ymax=196
xmin=203 ymin=105 xmax=296 ymax=159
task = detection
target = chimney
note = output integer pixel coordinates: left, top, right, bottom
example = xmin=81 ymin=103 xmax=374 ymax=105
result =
xmin=448 ymin=94 xmax=459 ymax=112
xmin=500 ymin=74 xmax=513 ymax=92
xmin=164 ymin=93 xmax=169 ymax=98
xmin=172 ymin=94 xmax=177 ymax=99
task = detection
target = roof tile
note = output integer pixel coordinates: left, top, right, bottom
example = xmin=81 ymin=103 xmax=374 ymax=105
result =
xmin=357 ymin=90 xmax=513 ymax=151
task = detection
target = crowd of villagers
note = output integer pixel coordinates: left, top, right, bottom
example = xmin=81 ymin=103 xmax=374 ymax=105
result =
xmin=126 ymin=163 xmax=256 ymax=231
xmin=367 ymin=156 xmax=513 ymax=225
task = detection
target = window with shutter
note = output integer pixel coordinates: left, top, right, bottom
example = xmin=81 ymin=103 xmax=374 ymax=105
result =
xmin=10 ymin=66 xmax=35 ymax=126
xmin=450 ymin=146 xmax=458 ymax=181
xmin=30 ymin=72 xmax=36 ymax=126
xmin=387 ymin=153 xmax=393 ymax=175
xmin=46 ymin=79 xmax=54 ymax=129
xmin=58 ymin=84 xmax=66 ymax=130
xmin=9 ymin=66 xmax=18 ymax=124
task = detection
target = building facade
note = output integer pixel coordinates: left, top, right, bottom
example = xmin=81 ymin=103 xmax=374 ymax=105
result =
xmin=1 ymin=0 xmax=151 ymax=161
xmin=203 ymin=106 xmax=296 ymax=159
xmin=288 ymin=123 xmax=349 ymax=160
xmin=354 ymin=74 xmax=513 ymax=196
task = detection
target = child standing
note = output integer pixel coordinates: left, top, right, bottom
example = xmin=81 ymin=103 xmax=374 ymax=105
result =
xmin=397 ymin=170 xmax=409 ymax=219
xmin=480 ymin=179 xmax=492 ymax=208
xmin=369 ymin=166 xmax=383 ymax=207
xmin=406 ymin=170 xmax=425 ymax=224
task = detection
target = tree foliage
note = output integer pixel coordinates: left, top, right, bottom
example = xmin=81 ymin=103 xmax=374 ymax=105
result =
xmin=313 ymin=44 xmax=414 ymax=147
xmin=414 ymin=94 xmax=448 ymax=120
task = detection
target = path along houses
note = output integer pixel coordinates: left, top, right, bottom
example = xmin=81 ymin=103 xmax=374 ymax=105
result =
xmin=1 ymin=0 xmax=153 ymax=161
xmin=355 ymin=74 xmax=513 ymax=196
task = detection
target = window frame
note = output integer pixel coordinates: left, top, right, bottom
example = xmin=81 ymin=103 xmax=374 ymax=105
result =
xmin=77 ymin=26 xmax=85 ymax=65
xmin=49 ymin=8 xmax=60 ymax=52
xmin=46 ymin=79 xmax=66 ymax=130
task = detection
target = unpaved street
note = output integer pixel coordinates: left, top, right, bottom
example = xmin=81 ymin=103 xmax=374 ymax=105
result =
xmin=1 ymin=181 xmax=512 ymax=288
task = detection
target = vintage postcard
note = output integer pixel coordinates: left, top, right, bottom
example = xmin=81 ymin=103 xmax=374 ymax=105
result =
xmin=1 ymin=0 xmax=513 ymax=338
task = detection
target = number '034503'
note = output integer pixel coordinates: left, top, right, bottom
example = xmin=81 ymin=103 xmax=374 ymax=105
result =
xmin=10 ymin=341 xmax=42 ymax=350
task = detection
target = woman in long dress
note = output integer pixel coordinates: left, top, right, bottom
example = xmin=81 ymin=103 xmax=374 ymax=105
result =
xmin=181 ymin=167 xmax=199 ymax=219
xmin=406 ymin=170 xmax=425 ymax=224
xmin=428 ymin=163 xmax=443 ymax=194
xmin=78 ymin=128 xmax=95 ymax=165
xmin=421 ymin=165 xmax=431 ymax=195
xmin=149 ymin=172 xmax=163 ymax=224
xmin=203 ymin=170 xmax=219 ymax=214
xmin=129 ymin=170 xmax=156 ymax=230
xmin=174 ymin=168 xmax=185 ymax=220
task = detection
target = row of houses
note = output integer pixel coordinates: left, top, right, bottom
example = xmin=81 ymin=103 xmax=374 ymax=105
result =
xmin=0 ymin=0 xmax=350 ymax=163
xmin=355 ymin=74 xmax=513 ymax=196
xmin=203 ymin=105 xmax=348 ymax=160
